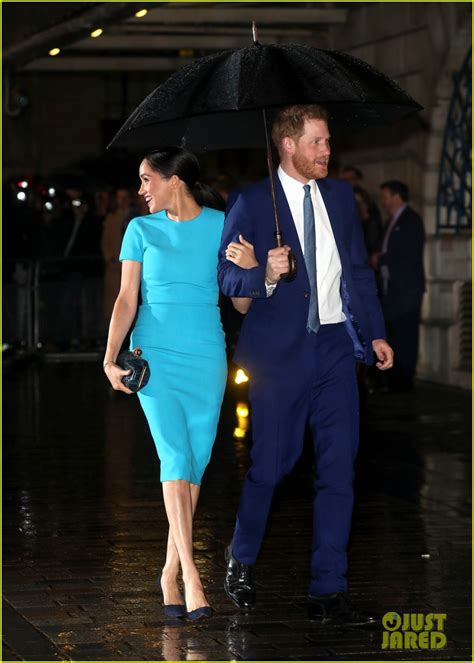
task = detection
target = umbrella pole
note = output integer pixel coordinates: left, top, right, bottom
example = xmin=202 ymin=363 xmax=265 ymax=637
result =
xmin=262 ymin=108 xmax=283 ymax=247
xmin=262 ymin=108 xmax=297 ymax=280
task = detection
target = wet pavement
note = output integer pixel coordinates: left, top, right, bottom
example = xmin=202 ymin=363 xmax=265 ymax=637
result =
xmin=3 ymin=359 xmax=472 ymax=661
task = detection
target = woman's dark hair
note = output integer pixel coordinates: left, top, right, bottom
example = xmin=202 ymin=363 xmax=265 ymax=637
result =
xmin=143 ymin=146 xmax=226 ymax=211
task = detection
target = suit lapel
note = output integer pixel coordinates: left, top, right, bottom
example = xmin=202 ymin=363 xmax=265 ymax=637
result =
xmin=274 ymin=174 xmax=306 ymax=271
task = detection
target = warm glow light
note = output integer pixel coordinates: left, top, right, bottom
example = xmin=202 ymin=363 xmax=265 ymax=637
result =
xmin=235 ymin=369 xmax=249 ymax=384
xmin=236 ymin=404 xmax=249 ymax=418
xmin=49 ymin=48 xmax=60 ymax=57
xmin=135 ymin=9 xmax=148 ymax=18
xmin=90 ymin=28 xmax=103 ymax=38
xmin=233 ymin=427 xmax=246 ymax=439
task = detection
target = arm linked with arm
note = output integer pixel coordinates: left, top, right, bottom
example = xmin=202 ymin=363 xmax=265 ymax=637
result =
xmin=218 ymin=194 xmax=267 ymax=298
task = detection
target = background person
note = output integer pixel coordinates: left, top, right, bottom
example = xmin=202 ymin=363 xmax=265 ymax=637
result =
xmin=374 ymin=180 xmax=426 ymax=391
xmin=101 ymin=187 xmax=139 ymax=320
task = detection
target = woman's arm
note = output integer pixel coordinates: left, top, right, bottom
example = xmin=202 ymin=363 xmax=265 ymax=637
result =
xmin=103 ymin=260 xmax=142 ymax=393
xmin=225 ymin=235 xmax=258 ymax=315
xmin=231 ymin=297 xmax=252 ymax=315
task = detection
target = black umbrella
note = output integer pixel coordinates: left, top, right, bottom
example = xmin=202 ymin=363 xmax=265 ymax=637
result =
xmin=108 ymin=25 xmax=423 ymax=277
xmin=108 ymin=25 xmax=422 ymax=150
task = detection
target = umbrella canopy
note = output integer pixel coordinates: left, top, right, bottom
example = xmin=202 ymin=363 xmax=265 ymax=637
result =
xmin=108 ymin=41 xmax=423 ymax=151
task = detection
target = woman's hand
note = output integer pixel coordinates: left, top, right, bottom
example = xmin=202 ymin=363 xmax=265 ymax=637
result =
xmin=103 ymin=361 xmax=134 ymax=394
xmin=225 ymin=235 xmax=258 ymax=269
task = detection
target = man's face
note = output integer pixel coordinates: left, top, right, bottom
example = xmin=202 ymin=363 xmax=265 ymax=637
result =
xmin=381 ymin=187 xmax=401 ymax=216
xmin=290 ymin=119 xmax=331 ymax=181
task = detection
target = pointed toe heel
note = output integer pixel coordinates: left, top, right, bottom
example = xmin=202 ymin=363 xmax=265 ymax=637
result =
xmin=164 ymin=603 xmax=187 ymax=618
xmin=157 ymin=574 xmax=186 ymax=618
xmin=186 ymin=606 xmax=214 ymax=621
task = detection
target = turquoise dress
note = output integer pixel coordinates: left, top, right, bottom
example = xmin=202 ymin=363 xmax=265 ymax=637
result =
xmin=119 ymin=207 xmax=227 ymax=485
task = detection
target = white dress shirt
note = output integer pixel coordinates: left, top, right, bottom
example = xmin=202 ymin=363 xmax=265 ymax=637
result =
xmin=268 ymin=166 xmax=345 ymax=324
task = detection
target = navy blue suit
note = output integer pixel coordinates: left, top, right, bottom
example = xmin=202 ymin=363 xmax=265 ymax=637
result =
xmin=218 ymin=174 xmax=385 ymax=595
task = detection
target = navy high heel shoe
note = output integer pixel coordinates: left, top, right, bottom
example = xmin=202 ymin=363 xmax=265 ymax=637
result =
xmin=157 ymin=574 xmax=186 ymax=618
xmin=186 ymin=606 xmax=214 ymax=621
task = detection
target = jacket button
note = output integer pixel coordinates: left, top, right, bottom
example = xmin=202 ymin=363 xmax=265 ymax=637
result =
xmin=304 ymin=292 xmax=309 ymax=298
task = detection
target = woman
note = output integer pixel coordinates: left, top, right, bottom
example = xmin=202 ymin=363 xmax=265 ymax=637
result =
xmin=103 ymin=147 xmax=256 ymax=620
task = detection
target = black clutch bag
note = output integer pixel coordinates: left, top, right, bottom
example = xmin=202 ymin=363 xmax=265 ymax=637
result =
xmin=116 ymin=347 xmax=150 ymax=392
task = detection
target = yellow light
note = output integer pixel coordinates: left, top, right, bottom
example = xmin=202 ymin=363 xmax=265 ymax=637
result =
xmin=235 ymin=369 xmax=249 ymax=385
xmin=90 ymin=29 xmax=103 ymax=38
xmin=236 ymin=404 xmax=249 ymax=418
xmin=135 ymin=9 xmax=148 ymax=18
xmin=233 ymin=427 xmax=246 ymax=439
xmin=49 ymin=48 xmax=60 ymax=56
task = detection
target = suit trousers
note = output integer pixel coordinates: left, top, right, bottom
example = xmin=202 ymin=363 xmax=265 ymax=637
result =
xmin=232 ymin=323 xmax=359 ymax=595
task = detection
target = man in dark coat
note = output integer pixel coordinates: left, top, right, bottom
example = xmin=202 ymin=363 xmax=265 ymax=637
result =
xmin=377 ymin=180 xmax=425 ymax=391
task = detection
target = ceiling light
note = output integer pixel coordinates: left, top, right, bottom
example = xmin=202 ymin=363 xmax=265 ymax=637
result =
xmin=49 ymin=48 xmax=60 ymax=56
xmin=135 ymin=9 xmax=148 ymax=18
xmin=90 ymin=29 xmax=103 ymax=38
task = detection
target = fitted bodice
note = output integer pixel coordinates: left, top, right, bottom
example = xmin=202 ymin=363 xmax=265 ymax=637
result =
xmin=119 ymin=207 xmax=224 ymax=307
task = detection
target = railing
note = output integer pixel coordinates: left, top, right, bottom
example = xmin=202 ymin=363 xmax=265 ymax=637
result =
xmin=436 ymin=47 xmax=472 ymax=233
xmin=4 ymin=256 xmax=107 ymax=354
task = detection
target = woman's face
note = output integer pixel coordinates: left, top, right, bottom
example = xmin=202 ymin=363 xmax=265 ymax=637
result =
xmin=138 ymin=159 xmax=174 ymax=213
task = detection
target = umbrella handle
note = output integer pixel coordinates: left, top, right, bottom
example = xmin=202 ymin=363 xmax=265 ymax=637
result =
xmin=282 ymin=252 xmax=297 ymax=282
xmin=274 ymin=230 xmax=297 ymax=281
xmin=264 ymin=107 xmax=297 ymax=282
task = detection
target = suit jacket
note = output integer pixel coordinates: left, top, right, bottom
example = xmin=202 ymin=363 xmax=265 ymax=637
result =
xmin=218 ymin=175 xmax=386 ymax=374
xmin=378 ymin=205 xmax=425 ymax=318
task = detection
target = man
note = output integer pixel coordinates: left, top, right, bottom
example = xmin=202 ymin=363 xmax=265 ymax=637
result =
xmin=218 ymin=105 xmax=393 ymax=625
xmin=376 ymin=180 xmax=425 ymax=391
xmin=341 ymin=165 xmax=383 ymax=261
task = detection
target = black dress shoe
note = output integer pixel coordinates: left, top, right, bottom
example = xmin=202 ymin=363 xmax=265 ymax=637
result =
xmin=224 ymin=544 xmax=256 ymax=610
xmin=308 ymin=592 xmax=378 ymax=626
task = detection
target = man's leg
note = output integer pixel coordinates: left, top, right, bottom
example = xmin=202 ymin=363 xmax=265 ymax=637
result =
xmin=308 ymin=324 xmax=359 ymax=596
xmin=232 ymin=374 xmax=310 ymax=565
xmin=224 ymin=370 xmax=310 ymax=609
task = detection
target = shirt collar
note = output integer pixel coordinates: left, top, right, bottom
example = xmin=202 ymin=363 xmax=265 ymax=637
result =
xmin=278 ymin=165 xmax=316 ymax=198
xmin=392 ymin=203 xmax=407 ymax=223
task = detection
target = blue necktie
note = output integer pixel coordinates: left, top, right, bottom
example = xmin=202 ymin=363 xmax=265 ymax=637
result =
xmin=303 ymin=184 xmax=320 ymax=334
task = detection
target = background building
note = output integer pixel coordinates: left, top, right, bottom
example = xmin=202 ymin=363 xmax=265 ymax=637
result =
xmin=3 ymin=2 xmax=471 ymax=386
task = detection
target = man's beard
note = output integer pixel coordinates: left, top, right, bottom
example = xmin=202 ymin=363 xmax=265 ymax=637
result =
xmin=292 ymin=152 xmax=328 ymax=181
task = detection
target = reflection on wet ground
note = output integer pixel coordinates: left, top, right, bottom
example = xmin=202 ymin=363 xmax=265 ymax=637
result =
xmin=3 ymin=361 xmax=471 ymax=660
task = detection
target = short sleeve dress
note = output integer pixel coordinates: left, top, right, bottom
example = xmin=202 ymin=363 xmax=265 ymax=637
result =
xmin=119 ymin=207 xmax=227 ymax=485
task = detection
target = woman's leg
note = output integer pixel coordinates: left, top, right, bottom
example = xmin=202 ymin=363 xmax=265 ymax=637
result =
xmin=160 ymin=483 xmax=200 ymax=605
xmin=162 ymin=480 xmax=208 ymax=611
